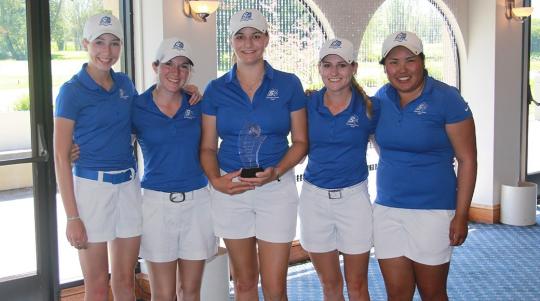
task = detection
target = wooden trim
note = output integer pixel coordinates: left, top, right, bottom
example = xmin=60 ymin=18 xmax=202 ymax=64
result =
xmin=469 ymin=203 xmax=500 ymax=224
xmin=62 ymin=243 xmax=310 ymax=301
xmin=59 ymin=284 xmax=113 ymax=301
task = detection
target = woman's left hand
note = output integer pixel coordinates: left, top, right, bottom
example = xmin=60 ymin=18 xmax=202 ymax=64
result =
xmin=449 ymin=215 xmax=469 ymax=246
xmin=184 ymin=84 xmax=202 ymax=105
xmin=239 ymin=167 xmax=279 ymax=187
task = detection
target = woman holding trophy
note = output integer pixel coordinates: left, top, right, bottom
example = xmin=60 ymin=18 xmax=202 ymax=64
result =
xmin=299 ymin=38 xmax=378 ymax=301
xmin=200 ymin=8 xmax=308 ymax=301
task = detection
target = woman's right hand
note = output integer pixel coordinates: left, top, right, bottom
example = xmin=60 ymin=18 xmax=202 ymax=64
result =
xmin=211 ymin=170 xmax=255 ymax=195
xmin=70 ymin=143 xmax=80 ymax=163
xmin=66 ymin=218 xmax=88 ymax=250
xmin=304 ymin=88 xmax=317 ymax=96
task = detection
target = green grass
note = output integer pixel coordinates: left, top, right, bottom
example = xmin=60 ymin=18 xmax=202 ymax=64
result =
xmin=51 ymin=51 xmax=87 ymax=60
xmin=0 ymin=54 xmax=89 ymax=111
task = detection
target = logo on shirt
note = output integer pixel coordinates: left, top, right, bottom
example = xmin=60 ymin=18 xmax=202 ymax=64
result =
xmin=119 ymin=88 xmax=129 ymax=100
xmin=329 ymin=40 xmax=342 ymax=49
xmin=173 ymin=41 xmax=184 ymax=50
xmin=266 ymin=88 xmax=279 ymax=101
xmin=346 ymin=115 xmax=359 ymax=128
xmin=240 ymin=12 xmax=253 ymax=22
xmin=464 ymin=102 xmax=470 ymax=112
xmin=184 ymin=109 xmax=196 ymax=119
xmin=414 ymin=102 xmax=428 ymax=115
xmin=99 ymin=16 xmax=112 ymax=27
xmin=394 ymin=32 xmax=407 ymax=42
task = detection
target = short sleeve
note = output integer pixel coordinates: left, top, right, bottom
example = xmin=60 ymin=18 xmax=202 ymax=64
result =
xmin=288 ymin=75 xmax=307 ymax=112
xmin=444 ymin=87 xmax=472 ymax=124
xmin=55 ymin=83 xmax=79 ymax=121
xmin=202 ymin=81 xmax=218 ymax=116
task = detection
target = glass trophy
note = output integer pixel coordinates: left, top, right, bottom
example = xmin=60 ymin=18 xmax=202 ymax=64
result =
xmin=238 ymin=123 xmax=266 ymax=178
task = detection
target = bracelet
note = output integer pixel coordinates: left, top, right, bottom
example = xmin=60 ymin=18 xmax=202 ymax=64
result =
xmin=67 ymin=216 xmax=80 ymax=221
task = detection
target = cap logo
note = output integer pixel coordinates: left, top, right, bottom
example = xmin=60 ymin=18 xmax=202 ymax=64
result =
xmin=329 ymin=40 xmax=342 ymax=49
xmin=240 ymin=12 xmax=253 ymax=22
xmin=173 ymin=41 xmax=184 ymax=50
xmin=394 ymin=32 xmax=407 ymax=42
xmin=99 ymin=16 xmax=112 ymax=27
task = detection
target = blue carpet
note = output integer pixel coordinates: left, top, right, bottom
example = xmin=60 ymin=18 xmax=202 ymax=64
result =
xmin=231 ymin=208 xmax=540 ymax=300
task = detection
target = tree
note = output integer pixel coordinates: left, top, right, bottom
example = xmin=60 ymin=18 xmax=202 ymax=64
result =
xmin=0 ymin=0 xmax=27 ymax=60
xmin=531 ymin=19 xmax=540 ymax=56
xmin=50 ymin=0 xmax=66 ymax=51
xmin=64 ymin=0 xmax=107 ymax=50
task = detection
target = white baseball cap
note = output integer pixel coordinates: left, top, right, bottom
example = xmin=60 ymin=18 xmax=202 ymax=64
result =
xmin=155 ymin=37 xmax=194 ymax=65
xmin=83 ymin=13 xmax=124 ymax=42
xmin=229 ymin=9 xmax=268 ymax=36
xmin=319 ymin=38 xmax=355 ymax=64
xmin=381 ymin=31 xmax=423 ymax=59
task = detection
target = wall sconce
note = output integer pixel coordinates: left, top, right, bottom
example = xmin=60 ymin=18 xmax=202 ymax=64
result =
xmin=505 ymin=0 xmax=534 ymax=22
xmin=183 ymin=0 xmax=220 ymax=22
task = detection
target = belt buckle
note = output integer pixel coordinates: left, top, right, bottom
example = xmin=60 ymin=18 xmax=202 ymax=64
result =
xmin=169 ymin=192 xmax=186 ymax=203
xmin=328 ymin=189 xmax=342 ymax=199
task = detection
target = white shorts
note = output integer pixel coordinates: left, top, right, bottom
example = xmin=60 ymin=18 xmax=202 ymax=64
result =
xmin=139 ymin=187 xmax=218 ymax=262
xmin=211 ymin=170 xmax=299 ymax=243
xmin=73 ymin=169 xmax=142 ymax=243
xmin=373 ymin=204 xmax=455 ymax=265
xmin=299 ymin=180 xmax=373 ymax=254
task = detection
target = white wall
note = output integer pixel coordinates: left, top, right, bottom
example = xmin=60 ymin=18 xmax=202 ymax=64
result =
xmin=134 ymin=0 xmax=528 ymax=211
xmin=134 ymin=0 xmax=217 ymax=92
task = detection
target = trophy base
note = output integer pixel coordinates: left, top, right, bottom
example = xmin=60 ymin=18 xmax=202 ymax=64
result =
xmin=241 ymin=167 xmax=264 ymax=178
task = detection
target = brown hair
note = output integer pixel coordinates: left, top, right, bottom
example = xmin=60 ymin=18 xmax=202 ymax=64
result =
xmin=347 ymin=62 xmax=372 ymax=119
xmin=351 ymin=76 xmax=373 ymax=119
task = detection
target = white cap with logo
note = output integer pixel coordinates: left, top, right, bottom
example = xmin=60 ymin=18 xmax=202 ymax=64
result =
xmin=83 ymin=13 xmax=124 ymax=43
xmin=155 ymin=37 xmax=194 ymax=65
xmin=229 ymin=9 xmax=268 ymax=36
xmin=381 ymin=31 xmax=423 ymax=59
xmin=319 ymin=38 xmax=355 ymax=64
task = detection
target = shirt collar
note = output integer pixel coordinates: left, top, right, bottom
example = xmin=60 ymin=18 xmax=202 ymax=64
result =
xmin=315 ymin=86 xmax=359 ymax=116
xmin=76 ymin=63 xmax=119 ymax=92
xmin=146 ymin=84 xmax=193 ymax=117
xmin=225 ymin=60 xmax=275 ymax=84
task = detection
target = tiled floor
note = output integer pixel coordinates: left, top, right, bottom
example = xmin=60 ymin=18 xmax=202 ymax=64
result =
xmin=233 ymin=208 xmax=540 ymax=300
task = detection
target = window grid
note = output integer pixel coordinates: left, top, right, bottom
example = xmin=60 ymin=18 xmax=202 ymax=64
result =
xmin=357 ymin=0 xmax=459 ymax=95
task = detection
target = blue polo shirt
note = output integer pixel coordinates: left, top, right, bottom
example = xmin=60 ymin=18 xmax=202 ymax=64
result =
xmin=374 ymin=76 xmax=472 ymax=210
xmin=202 ymin=61 xmax=307 ymax=172
xmin=132 ymin=85 xmax=207 ymax=192
xmin=304 ymin=87 xmax=379 ymax=189
xmin=55 ymin=63 xmax=136 ymax=171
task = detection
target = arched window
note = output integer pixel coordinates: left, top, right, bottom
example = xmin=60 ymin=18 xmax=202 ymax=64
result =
xmin=216 ymin=0 xmax=328 ymax=88
xmin=358 ymin=0 xmax=459 ymax=95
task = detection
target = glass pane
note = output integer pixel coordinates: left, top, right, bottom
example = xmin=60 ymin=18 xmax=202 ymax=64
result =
xmin=0 ymin=165 xmax=36 ymax=281
xmin=0 ymin=0 xmax=36 ymax=282
xmin=528 ymin=2 xmax=540 ymax=174
xmin=0 ymin=0 xmax=31 ymax=158
xmin=50 ymin=0 xmax=122 ymax=284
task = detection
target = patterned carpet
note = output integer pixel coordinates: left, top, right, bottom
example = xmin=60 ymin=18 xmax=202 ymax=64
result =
xmin=232 ymin=208 xmax=540 ymax=300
